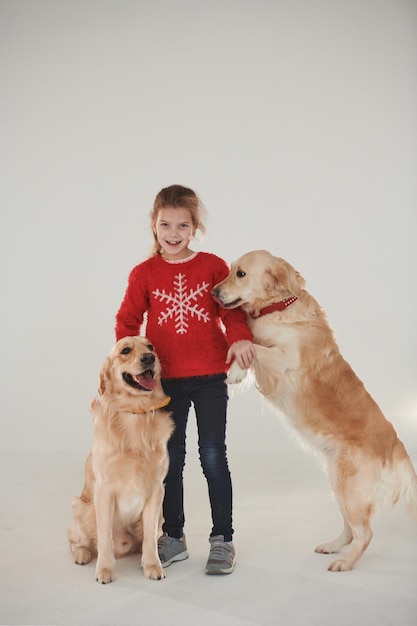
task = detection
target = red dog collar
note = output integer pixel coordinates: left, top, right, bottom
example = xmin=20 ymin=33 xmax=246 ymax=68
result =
xmin=249 ymin=296 xmax=297 ymax=319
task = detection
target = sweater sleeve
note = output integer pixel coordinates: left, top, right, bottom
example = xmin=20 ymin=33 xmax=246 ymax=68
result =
xmin=220 ymin=305 xmax=253 ymax=345
xmin=115 ymin=265 xmax=149 ymax=340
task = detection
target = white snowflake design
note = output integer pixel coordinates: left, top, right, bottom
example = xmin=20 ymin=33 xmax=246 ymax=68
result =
xmin=152 ymin=272 xmax=211 ymax=334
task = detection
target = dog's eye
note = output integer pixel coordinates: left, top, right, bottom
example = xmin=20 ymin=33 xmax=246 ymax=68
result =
xmin=147 ymin=343 xmax=154 ymax=351
xmin=236 ymin=270 xmax=246 ymax=278
xmin=120 ymin=347 xmax=131 ymax=355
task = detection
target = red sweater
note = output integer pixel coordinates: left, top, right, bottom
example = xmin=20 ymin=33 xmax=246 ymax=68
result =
xmin=115 ymin=252 xmax=253 ymax=379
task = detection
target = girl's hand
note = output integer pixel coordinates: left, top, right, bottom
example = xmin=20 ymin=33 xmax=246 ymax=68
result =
xmin=226 ymin=340 xmax=256 ymax=370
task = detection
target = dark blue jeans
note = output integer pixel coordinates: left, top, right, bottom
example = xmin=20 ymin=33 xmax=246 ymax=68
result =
xmin=161 ymin=374 xmax=233 ymax=542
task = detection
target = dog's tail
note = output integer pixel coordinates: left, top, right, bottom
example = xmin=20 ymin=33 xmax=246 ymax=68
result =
xmin=395 ymin=441 xmax=417 ymax=521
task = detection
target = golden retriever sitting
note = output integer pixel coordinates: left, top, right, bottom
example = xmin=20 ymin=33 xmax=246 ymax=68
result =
xmin=212 ymin=250 xmax=417 ymax=571
xmin=68 ymin=336 xmax=174 ymax=583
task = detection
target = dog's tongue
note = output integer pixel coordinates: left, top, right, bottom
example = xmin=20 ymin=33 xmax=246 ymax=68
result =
xmin=136 ymin=373 xmax=157 ymax=390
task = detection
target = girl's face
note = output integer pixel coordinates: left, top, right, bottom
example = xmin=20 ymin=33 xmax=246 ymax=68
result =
xmin=154 ymin=207 xmax=195 ymax=260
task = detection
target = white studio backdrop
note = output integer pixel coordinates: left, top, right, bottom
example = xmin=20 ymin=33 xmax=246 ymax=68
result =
xmin=1 ymin=0 xmax=416 ymax=452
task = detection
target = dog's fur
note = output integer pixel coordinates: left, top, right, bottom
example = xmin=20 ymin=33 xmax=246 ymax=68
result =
xmin=68 ymin=336 xmax=174 ymax=583
xmin=212 ymin=250 xmax=417 ymax=571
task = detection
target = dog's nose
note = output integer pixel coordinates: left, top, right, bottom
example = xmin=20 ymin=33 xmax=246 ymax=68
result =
xmin=140 ymin=352 xmax=155 ymax=366
xmin=211 ymin=286 xmax=219 ymax=298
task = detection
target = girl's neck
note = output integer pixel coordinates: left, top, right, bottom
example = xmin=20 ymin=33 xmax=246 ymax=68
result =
xmin=160 ymin=248 xmax=195 ymax=262
xmin=160 ymin=250 xmax=198 ymax=264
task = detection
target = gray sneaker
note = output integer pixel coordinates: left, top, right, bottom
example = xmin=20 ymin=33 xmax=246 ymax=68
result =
xmin=205 ymin=535 xmax=235 ymax=575
xmin=157 ymin=533 xmax=188 ymax=568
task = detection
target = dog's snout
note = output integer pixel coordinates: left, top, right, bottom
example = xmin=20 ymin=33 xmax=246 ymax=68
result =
xmin=211 ymin=286 xmax=220 ymax=298
xmin=140 ymin=352 xmax=155 ymax=366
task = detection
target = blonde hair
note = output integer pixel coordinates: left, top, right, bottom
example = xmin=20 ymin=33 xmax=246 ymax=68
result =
xmin=149 ymin=184 xmax=207 ymax=256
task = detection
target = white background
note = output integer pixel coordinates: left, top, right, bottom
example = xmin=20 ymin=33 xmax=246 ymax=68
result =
xmin=1 ymin=0 xmax=416 ymax=452
xmin=1 ymin=4 xmax=417 ymax=625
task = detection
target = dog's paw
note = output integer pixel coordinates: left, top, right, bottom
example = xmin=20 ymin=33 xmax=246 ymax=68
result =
xmin=72 ymin=546 xmax=92 ymax=565
xmin=315 ymin=543 xmax=337 ymax=554
xmin=95 ymin=566 xmax=114 ymax=584
xmin=226 ymin=361 xmax=247 ymax=384
xmin=328 ymin=559 xmax=352 ymax=572
xmin=143 ymin=562 xmax=166 ymax=580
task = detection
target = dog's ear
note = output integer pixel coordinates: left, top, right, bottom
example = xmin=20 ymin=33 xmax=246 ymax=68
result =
xmin=98 ymin=357 xmax=111 ymax=396
xmin=266 ymin=258 xmax=305 ymax=297
xmin=263 ymin=267 xmax=280 ymax=297
xmin=284 ymin=260 xmax=306 ymax=296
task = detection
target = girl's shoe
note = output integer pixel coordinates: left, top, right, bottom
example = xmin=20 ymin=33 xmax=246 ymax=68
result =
xmin=157 ymin=533 xmax=188 ymax=568
xmin=205 ymin=535 xmax=235 ymax=575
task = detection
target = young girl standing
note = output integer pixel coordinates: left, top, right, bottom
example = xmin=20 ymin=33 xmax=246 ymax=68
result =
xmin=115 ymin=184 xmax=254 ymax=575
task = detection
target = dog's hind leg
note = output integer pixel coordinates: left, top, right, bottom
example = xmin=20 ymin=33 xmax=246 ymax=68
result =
xmin=315 ymin=497 xmax=373 ymax=572
xmin=68 ymin=496 xmax=95 ymax=565
xmin=315 ymin=512 xmax=353 ymax=555
xmin=318 ymin=455 xmax=376 ymax=571
xmin=326 ymin=506 xmax=373 ymax=572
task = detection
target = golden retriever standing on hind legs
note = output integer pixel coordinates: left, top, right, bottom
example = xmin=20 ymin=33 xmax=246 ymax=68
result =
xmin=212 ymin=250 xmax=417 ymax=572
xmin=68 ymin=336 xmax=174 ymax=583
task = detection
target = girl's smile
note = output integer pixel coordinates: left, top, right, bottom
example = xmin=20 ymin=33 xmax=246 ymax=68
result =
xmin=155 ymin=207 xmax=195 ymax=260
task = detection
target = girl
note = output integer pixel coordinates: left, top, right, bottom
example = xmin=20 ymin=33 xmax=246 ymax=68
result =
xmin=115 ymin=184 xmax=255 ymax=575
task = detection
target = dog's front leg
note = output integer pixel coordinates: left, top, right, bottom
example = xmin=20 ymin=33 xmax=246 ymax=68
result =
xmin=94 ymin=482 xmax=116 ymax=584
xmin=226 ymin=360 xmax=247 ymax=384
xmin=250 ymin=344 xmax=289 ymax=398
xmin=141 ymin=485 xmax=165 ymax=580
